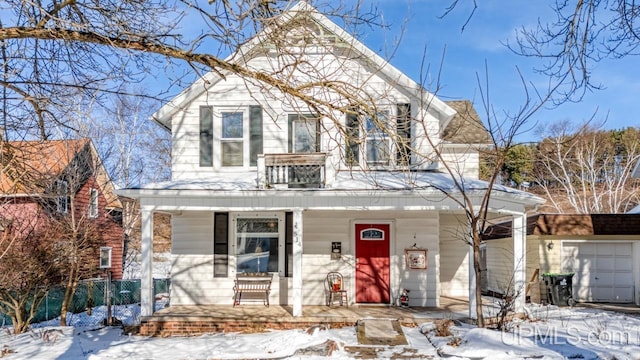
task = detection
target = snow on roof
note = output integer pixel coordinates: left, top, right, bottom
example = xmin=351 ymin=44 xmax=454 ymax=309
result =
xmin=126 ymin=170 xmax=543 ymax=203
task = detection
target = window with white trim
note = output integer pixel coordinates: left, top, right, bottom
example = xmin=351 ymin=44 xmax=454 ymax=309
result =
xmin=221 ymin=111 xmax=244 ymax=166
xmin=365 ymin=110 xmax=391 ymax=166
xmin=89 ymin=188 xmax=98 ymax=218
xmin=100 ymin=247 xmax=112 ymax=269
xmin=216 ymin=106 xmax=263 ymax=168
xmin=288 ymin=114 xmax=320 ymax=153
xmin=345 ymin=105 xmax=411 ymax=168
xmin=233 ymin=213 xmax=284 ymax=274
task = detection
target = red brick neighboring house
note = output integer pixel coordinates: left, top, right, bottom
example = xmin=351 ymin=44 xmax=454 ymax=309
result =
xmin=0 ymin=139 xmax=124 ymax=279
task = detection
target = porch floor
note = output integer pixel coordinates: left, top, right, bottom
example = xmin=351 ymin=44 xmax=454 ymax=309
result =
xmin=138 ymin=296 xmax=475 ymax=336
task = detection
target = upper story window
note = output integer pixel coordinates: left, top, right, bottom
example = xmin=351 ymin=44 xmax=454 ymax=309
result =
xmin=365 ymin=110 xmax=391 ymax=166
xmin=345 ymin=104 xmax=411 ymax=168
xmin=56 ymin=179 xmax=69 ymax=214
xmin=199 ymin=106 xmax=263 ymax=168
xmin=89 ymin=188 xmax=99 ymax=218
xmin=288 ymin=114 xmax=320 ymax=153
xmin=221 ymin=112 xmax=244 ymax=166
xmin=199 ymin=106 xmax=214 ymax=167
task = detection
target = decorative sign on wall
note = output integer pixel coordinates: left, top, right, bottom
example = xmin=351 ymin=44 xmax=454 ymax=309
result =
xmin=405 ymin=248 xmax=427 ymax=269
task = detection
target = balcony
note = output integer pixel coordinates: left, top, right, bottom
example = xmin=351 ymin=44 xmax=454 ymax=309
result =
xmin=257 ymin=153 xmax=327 ymax=189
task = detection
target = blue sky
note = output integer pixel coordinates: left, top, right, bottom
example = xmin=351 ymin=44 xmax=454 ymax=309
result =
xmin=353 ymin=0 xmax=639 ymax=141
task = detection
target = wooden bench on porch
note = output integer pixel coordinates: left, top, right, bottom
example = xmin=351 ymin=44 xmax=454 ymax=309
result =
xmin=233 ymin=273 xmax=273 ymax=307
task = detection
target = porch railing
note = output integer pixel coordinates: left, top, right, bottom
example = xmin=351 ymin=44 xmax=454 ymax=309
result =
xmin=258 ymin=153 xmax=327 ymax=189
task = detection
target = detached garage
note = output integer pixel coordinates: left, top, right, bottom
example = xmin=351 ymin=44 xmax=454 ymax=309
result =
xmin=562 ymin=242 xmax=634 ymax=303
xmin=482 ymin=214 xmax=640 ymax=305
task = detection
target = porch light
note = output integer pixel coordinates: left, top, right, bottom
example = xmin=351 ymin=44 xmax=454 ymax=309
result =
xmin=547 ymin=241 xmax=554 ymax=250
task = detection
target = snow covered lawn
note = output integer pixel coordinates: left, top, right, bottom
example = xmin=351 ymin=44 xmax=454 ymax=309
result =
xmin=2 ymin=303 xmax=640 ymax=359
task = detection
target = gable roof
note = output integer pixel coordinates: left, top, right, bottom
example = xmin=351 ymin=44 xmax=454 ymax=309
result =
xmin=482 ymin=213 xmax=640 ymax=240
xmin=0 ymin=139 xmax=121 ymax=209
xmin=443 ymin=100 xmax=492 ymax=144
xmin=152 ymin=1 xmax=456 ymax=131
xmin=1 ymin=139 xmax=89 ymax=194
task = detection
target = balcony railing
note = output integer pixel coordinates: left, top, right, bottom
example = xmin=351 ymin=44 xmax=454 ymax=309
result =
xmin=258 ymin=153 xmax=327 ymax=189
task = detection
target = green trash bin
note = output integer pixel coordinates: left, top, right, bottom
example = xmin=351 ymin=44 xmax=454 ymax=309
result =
xmin=542 ymin=273 xmax=575 ymax=307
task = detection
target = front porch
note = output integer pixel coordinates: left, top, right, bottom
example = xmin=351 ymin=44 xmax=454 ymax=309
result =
xmin=138 ymin=296 xmax=481 ymax=336
xmin=121 ymin=170 xmax=543 ymax=323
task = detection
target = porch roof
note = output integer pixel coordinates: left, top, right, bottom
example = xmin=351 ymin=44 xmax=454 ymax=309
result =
xmin=119 ymin=170 xmax=544 ymax=208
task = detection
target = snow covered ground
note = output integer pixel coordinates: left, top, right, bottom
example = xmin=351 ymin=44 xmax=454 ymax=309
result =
xmin=2 ymin=302 xmax=640 ymax=359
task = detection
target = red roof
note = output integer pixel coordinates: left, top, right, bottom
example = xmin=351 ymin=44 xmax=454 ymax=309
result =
xmin=1 ymin=139 xmax=90 ymax=194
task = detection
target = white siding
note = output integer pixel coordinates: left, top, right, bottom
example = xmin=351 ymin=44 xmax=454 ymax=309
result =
xmin=167 ymin=209 xmax=442 ymax=307
xmin=439 ymin=147 xmax=481 ymax=179
xmin=439 ymin=214 xmax=469 ymax=297
xmin=300 ymin=210 xmax=440 ymax=307
xmin=170 ymin=211 xmax=222 ymax=305
xmin=483 ymin=237 xmax=540 ymax=296
xmin=169 ymin=50 xmax=445 ymax=182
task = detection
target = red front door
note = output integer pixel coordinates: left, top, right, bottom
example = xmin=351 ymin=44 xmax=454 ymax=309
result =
xmin=355 ymin=223 xmax=390 ymax=303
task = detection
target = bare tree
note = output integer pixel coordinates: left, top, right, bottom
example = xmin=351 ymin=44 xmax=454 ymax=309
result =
xmin=58 ymin=92 xmax=171 ymax=279
xmin=533 ymin=123 xmax=640 ymax=213
xmin=414 ymin=61 xmax=552 ymax=327
xmin=0 ymin=0 xmax=560 ymax=330
xmin=0 ymin=207 xmax=58 ymax=334
xmin=508 ymin=0 xmax=640 ymax=102
xmin=444 ymin=1 xmax=640 ymax=103
xmin=0 ymin=139 xmax=122 ymax=328
xmin=0 ymin=1 xmax=386 ymax=142
xmin=48 ymin=205 xmax=103 ymax=327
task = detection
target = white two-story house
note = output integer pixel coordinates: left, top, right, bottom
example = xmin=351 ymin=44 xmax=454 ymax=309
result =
xmin=120 ymin=1 xmax=543 ymax=318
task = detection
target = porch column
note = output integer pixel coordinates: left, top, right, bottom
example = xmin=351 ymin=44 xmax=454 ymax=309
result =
xmin=513 ymin=212 xmax=527 ymax=313
xmin=292 ymin=208 xmax=303 ymax=317
xmin=140 ymin=207 xmax=154 ymax=317
xmin=468 ymin=240 xmax=477 ymax=319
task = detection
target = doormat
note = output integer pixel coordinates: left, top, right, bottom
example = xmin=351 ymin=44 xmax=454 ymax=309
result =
xmin=356 ymin=319 xmax=408 ymax=346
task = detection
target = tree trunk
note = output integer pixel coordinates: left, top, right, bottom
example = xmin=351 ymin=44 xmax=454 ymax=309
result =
xmin=472 ymin=230 xmax=485 ymax=327
xmin=59 ymin=267 xmax=78 ymax=326
xmin=12 ymin=315 xmax=28 ymax=334
xmin=12 ymin=298 xmax=28 ymax=334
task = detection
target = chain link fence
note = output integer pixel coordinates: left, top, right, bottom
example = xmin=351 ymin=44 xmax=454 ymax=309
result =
xmin=0 ymin=278 xmax=170 ymax=328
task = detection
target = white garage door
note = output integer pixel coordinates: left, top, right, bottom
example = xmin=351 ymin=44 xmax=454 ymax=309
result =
xmin=561 ymin=242 xmax=634 ymax=303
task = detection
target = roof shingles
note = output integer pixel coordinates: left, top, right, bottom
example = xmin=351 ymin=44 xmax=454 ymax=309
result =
xmin=443 ymin=100 xmax=492 ymax=144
